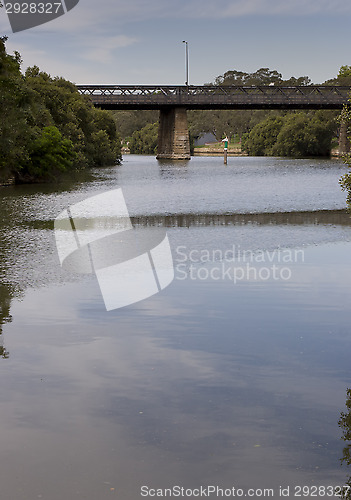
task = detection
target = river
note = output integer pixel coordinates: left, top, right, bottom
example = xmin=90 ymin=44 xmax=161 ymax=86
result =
xmin=0 ymin=154 xmax=351 ymax=499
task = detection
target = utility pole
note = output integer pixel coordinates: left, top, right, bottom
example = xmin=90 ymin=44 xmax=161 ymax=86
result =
xmin=182 ymin=41 xmax=189 ymax=87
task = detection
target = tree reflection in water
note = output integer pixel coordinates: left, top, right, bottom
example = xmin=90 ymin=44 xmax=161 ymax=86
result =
xmin=0 ymin=284 xmax=11 ymax=359
xmin=339 ymin=389 xmax=351 ymax=498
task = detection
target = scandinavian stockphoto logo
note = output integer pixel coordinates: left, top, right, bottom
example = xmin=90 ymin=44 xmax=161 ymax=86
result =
xmin=4 ymin=0 xmax=79 ymax=33
xmin=54 ymin=189 xmax=174 ymax=311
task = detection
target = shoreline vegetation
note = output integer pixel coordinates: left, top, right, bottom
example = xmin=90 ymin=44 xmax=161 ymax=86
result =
xmin=125 ymin=108 xmax=341 ymax=159
xmin=122 ymin=138 xmax=344 ymax=158
xmin=0 ymin=36 xmax=121 ymax=185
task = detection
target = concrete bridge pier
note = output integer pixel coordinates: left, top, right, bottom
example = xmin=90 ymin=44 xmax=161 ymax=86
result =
xmin=339 ymin=120 xmax=350 ymax=154
xmin=156 ymin=107 xmax=191 ymax=160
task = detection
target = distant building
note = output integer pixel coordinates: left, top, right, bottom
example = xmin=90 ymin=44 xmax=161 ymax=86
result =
xmin=194 ymin=132 xmax=217 ymax=147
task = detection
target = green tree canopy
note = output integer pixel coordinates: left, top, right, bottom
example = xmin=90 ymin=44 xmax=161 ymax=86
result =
xmin=339 ymin=96 xmax=351 ymax=206
xmin=0 ymin=38 xmax=121 ymax=183
xmin=211 ymin=67 xmax=311 ymax=86
xmin=243 ymin=111 xmax=336 ymax=157
xmin=26 ymin=126 xmax=76 ymax=181
xmin=129 ymin=122 xmax=158 ymax=155
xmin=0 ymin=37 xmax=34 ymax=181
xmin=273 ymin=111 xmax=336 ymax=157
xmin=25 ymin=66 xmax=121 ymax=170
xmin=242 ymin=116 xmax=284 ymax=156
xmin=338 ymin=65 xmax=351 ymax=79
xmin=112 ymin=110 xmax=159 ymax=141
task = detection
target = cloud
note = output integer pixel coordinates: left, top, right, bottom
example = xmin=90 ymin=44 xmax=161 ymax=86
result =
xmin=80 ymin=35 xmax=139 ymax=64
xmin=5 ymin=32 xmax=138 ymax=81
xmin=1 ymin=0 xmax=350 ymax=86
xmin=2 ymin=0 xmax=350 ymax=38
xmin=179 ymin=0 xmax=351 ymax=18
xmin=4 ymin=41 xmax=48 ymax=67
xmin=85 ymin=0 xmax=351 ymax=22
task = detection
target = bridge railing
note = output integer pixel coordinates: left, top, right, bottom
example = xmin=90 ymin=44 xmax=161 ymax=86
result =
xmin=76 ymin=85 xmax=351 ymax=110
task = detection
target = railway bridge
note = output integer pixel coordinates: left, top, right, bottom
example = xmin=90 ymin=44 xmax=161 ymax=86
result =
xmin=76 ymin=85 xmax=351 ymax=159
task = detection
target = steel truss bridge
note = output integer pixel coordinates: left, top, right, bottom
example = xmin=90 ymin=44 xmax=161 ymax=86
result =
xmin=76 ymin=85 xmax=351 ymax=110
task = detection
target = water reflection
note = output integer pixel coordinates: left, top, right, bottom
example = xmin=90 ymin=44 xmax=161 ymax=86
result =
xmin=158 ymin=160 xmax=190 ymax=180
xmin=0 ymin=284 xmax=11 ymax=358
xmin=131 ymin=209 xmax=351 ymax=228
xmin=0 ymin=155 xmax=351 ymax=499
xmin=15 ymin=209 xmax=351 ymax=232
xmin=157 ymin=159 xmax=190 ymax=169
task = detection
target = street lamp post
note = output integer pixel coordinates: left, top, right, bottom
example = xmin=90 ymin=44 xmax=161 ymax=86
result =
xmin=182 ymin=40 xmax=189 ymax=87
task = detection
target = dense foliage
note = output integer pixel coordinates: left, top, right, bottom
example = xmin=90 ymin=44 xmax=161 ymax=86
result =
xmin=243 ymin=111 xmax=337 ymax=157
xmin=325 ymin=65 xmax=351 ymax=86
xmin=241 ymin=116 xmax=284 ymax=156
xmin=128 ymin=121 xmax=195 ymax=155
xmin=112 ymin=110 xmax=158 ymax=141
xmin=210 ymin=67 xmax=311 ymax=87
xmin=129 ymin=122 xmax=158 ymax=155
xmin=0 ymin=37 xmax=121 ymax=183
xmin=339 ymin=102 xmax=351 ymax=205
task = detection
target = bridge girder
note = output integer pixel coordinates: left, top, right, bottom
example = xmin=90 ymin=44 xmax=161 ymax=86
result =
xmin=77 ymin=85 xmax=351 ymax=110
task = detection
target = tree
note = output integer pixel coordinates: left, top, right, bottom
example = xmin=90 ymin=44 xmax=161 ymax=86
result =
xmin=243 ymin=111 xmax=336 ymax=157
xmin=25 ymin=67 xmax=121 ymax=168
xmin=188 ymin=108 xmax=271 ymax=141
xmin=213 ymin=67 xmax=284 ymax=86
xmin=129 ymin=123 xmax=158 ymax=154
xmin=0 ymin=34 xmax=122 ymax=183
xmin=88 ymin=129 xmax=118 ymax=166
xmin=272 ymin=111 xmax=336 ymax=157
xmin=112 ymin=110 xmax=159 ymax=141
xmin=0 ymin=37 xmax=34 ymax=182
xmin=338 ymin=66 xmax=351 ymax=79
xmin=242 ymin=116 xmax=284 ymax=156
xmin=339 ymin=100 xmax=351 ymax=205
xmin=0 ymin=35 xmax=122 ymax=183
xmin=324 ymin=65 xmax=351 ymax=86
xmin=282 ymin=76 xmax=311 ymax=86
xmin=211 ymin=67 xmax=311 ymax=87
xmin=23 ymin=126 xmax=76 ymax=182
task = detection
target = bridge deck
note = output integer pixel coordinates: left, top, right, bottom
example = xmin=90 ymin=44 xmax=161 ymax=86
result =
xmin=76 ymin=85 xmax=351 ymax=110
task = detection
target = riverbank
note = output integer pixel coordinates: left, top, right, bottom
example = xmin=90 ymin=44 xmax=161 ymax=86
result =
xmin=331 ymin=147 xmax=347 ymax=157
xmin=193 ymin=147 xmax=247 ymax=156
xmin=0 ymin=177 xmax=15 ymax=187
xmin=195 ymin=145 xmax=345 ymax=158
xmin=193 ymin=141 xmax=246 ymax=156
xmin=84 ymin=143 xmax=345 ymax=160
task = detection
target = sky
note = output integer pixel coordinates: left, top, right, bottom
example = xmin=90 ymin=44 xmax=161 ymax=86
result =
xmin=1 ymin=0 xmax=351 ymax=85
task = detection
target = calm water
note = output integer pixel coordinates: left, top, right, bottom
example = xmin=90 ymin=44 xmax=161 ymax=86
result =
xmin=1 ymin=155 xmax=351 ymax=499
